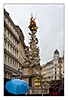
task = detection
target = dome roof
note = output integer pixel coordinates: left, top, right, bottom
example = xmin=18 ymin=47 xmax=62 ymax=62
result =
xmin=54 ymin=49 xmax=59 ymax=55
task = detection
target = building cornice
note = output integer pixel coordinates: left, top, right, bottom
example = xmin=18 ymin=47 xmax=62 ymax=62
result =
xmin=4 ymin=9 xmax=20 ymax=36
xmin=4 ymin=48 xmax=18 ymax=62
xmin=4 ymin=64 xmax=18 ymax=74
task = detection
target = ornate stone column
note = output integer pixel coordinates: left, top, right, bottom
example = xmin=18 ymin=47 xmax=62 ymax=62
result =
xmin=28 ymin=14 xmax=42 ymax=93
xmin=23 ymin=14 xmax=42 ymax=94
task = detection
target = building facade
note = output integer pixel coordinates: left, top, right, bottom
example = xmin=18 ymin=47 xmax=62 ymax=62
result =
xmin=41 ymin=65 xmax=50 ymax=94
xmin=16 ymin=25 xmax=27 ymax=78
xmin=42 ymin=49 xmax=64 ymax=85
xmin=4 ymin=9 xmax=26 ymax=85
xmin=41 ymin=64 xmax=46 ymax=80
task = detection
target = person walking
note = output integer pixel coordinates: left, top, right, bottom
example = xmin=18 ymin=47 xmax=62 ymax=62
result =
xmin=50 ymin=85 xmax=60 ymax=96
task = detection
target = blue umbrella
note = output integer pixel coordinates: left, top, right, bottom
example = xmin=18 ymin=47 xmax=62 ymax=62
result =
xmin=5 ymin=79 xmax=30 ymax=95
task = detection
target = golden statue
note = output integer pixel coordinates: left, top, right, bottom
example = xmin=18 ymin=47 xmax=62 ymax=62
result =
xmin=28 ymin=13 xmax=38 ymax=31
xmin=28 ymin=67 xmax=33 ymax=74
xmin=34 ymin=76 xmax=40 ymax=87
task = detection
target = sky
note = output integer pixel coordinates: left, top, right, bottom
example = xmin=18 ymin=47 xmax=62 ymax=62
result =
xmin=4 ymin=4 xmax=64 ymax=65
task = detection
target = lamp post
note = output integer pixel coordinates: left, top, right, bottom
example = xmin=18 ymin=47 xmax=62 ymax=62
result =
xmin=17 ymin=69 xmax=22 ymax=79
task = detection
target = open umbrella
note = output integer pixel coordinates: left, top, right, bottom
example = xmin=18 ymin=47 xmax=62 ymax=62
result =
xmin=5 ymin=79 xmax=30 ymax=95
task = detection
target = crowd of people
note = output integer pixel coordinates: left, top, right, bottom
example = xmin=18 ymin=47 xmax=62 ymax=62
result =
xmin=49 ymin=82 xmax=64 ymax=96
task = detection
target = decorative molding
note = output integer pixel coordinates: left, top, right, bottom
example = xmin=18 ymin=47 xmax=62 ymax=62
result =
xmin=4 ymin=48 xmax=18 ymax=62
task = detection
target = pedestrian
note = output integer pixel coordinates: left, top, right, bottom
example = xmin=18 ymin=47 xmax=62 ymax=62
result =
xmin=49 ymin=86 xmax=52 ymax=93
xmin=59 ymin=83 xmax=64 ymax=96
xmin=50 ymin=85 xmax=60 ymax=96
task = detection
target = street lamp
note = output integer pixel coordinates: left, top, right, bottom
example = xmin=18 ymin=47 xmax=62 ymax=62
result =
xmin=17 ymin=69 xmax=22 ymax=79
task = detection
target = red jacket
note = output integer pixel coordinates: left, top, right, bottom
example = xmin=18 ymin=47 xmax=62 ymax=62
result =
xmin=50 ymin=91 xmax=59 ymax=96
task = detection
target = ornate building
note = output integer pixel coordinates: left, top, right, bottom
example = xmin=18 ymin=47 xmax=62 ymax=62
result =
xmin=4 ymin=9 xmax=19 ymax=84
xmin=41 ymin=65 xmax=50 ymax=94
xmin=16 ymin=25 xmax=27 ymax=78
xmin=4 ymin=9 xmax=26 ymax=85
xmin=41 ymin=64 xmax=46 ymax=80
xmin=42 ymin=49 xmax=64 ymax=85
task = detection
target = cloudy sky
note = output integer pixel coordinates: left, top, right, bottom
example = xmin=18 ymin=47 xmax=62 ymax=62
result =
xmin=4 ymin=4 xmax=64 ymax=65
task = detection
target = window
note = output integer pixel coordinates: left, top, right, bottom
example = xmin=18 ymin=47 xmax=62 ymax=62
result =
xmin=13 ymin=27 xmax=14 ymax=31
xmin=16 ymin=62 xmax=17 ymax=68
xmin=14 ymin=61 xmax=16 ymax=68
xmin=16 ymin=62 xmax=18 ymax=69
xmin=4 ymin=27 xmax=6 ymax=33
xmin=15 ymin=31 xmax=17 ymax=36
xmin=16 ymin=41 xmax=17 ymax=47
xmin=10 ymin=59 xmax=12 ymax=65
xmin=13 ymin=38 xmax=14 ymax=43
xmin=15 ymin=40 xmax=16 ymax=46
xmin=14 ymin=40 xmax=16 ymax=46
xmin=13 ymin=39 xmax=15 ymax=44
xmin=55 ymin=72 xmax=56 ymax=75
xmin=13 ymin=61 xmax=14 ymax=67
xmin=10 ymin=45 xmax=12 ymax=53
xmin=8 ymin=32 xmax=9 ymax=38
xmin=52 ymin=76 xmax=53 ymax=79
xmin=13 ymin=48 xmax=14 ymax=54
xmin=11 ymin=36 xmax=13 ymax=42
xmin=8 ymin=21 xmax=10 ymax=26
xmin=8 ymin=57 xmax=9 ymax=64
xmin=59 ymin=72 xmax=61 ymax=75
xmin=11 ymin=35 xmax=12 ymax=41
xmin=14 ymin=49 xmax=15 ymax=56
xmin=5 ymin=55 xmax=6 ymax=59
xmin=7 ymin=31 xmax=9 ymax=38
xmin=7 ymin=19 xmax=9 ymax=24
xmin=55 ymin=64 xmax=57 ymax=66
xmin=59 ymin=68 xmax=61 ymax=74
xmin=4 ymin=41 xmax=6 ymax=48
xmin=15 ymin=49 xmax=16 ymax=56
xmin=17 ymin=43 xmax=18 ymax=46
xmin=17 ymin=51 xmax=18 ymax=57
xmin=55 ymin=76 xmax=56 ymax=80
xmin=10 ymin=34 xmax=12 ymax=40
xmin=14 ymin=61 xmax=17 ymax=69
xmin=15 ymin=51 xmax=17 ymax=57
xmin=4 ymin=15 xmax=6 ymax=20
xmin=8 ymin=44 xmax=9 ymax=50
xmin=6 ymin=17 xmax=8 ymax=23
xmin=4 ymin=55 xmax=6 ymax=64
xmin=55 ymin=68 xmax=56 ymax=70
